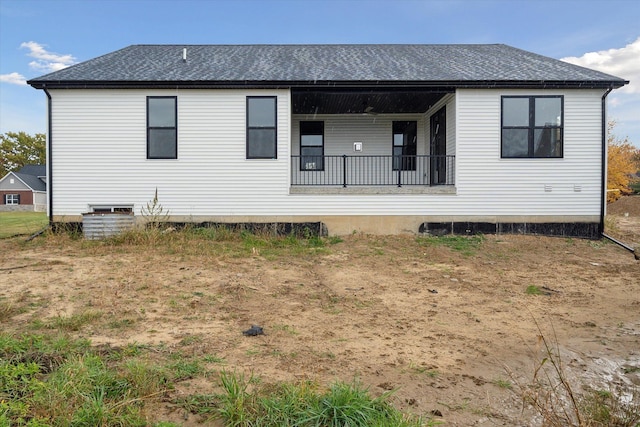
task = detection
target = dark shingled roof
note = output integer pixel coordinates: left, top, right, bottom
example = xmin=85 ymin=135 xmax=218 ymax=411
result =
xmin=28 ymin=44 xmax=627 ymax=89
xmin=12 ymin=172 xmax=46 ymax=192
xmin=18 ymin=164 xmax=46 ymax=178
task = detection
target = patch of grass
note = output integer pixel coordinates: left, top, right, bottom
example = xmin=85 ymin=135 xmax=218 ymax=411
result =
xmin=108 ymin=318 xmax=136 ymax=329
xmin=47 ymin=310 xmax=103 ymax=331
xmin=0 ymin=300 xmax=26 ymax=322
xmin=0 ymin=315 xmax=431 ymax=426
xmin=416 ymin=235 xmax=485 ymax=256
xmin=0 ymin=333 xmax=168 ymax=426
xmin=98 ymin=226 xmax=333 ymax=259
xmin=525 ymin=285 xmax=545 ymax=295
xmin=179 ymin=334 xmax=203 ymax=346
xmin=215 ymin=371 xmax=428 ymax=426
xmin=0 ymin=211 xmax=48 ymax=238
xmin=271 ymin=324 xmax=299 ymax=335
xmin=493 ymin=378 xmax=512 ymax=389
xmin=165 ymin=359 xmax=204 ymax=381
xmin=203 ymin=354 xmax=226 ymax=364
xmin=622 ymin=366 xmax=640 ymax=374
xmin=174 ymin=393 xmax=219 ymax=415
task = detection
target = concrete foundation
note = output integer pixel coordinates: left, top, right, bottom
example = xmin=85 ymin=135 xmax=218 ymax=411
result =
xmin=52 ymin=214 xmax=601 ymax=238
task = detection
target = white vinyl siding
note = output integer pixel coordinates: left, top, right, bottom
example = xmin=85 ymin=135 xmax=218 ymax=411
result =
xmin=455 ymin=88 xmax=603 ymax=215
xmin=291 ymin=114 xmax=427 ymax=156
xmin=49 ymin=89 xmax=290 ymax=216
xmin=49 ymin=88 xmax=604 ymax=219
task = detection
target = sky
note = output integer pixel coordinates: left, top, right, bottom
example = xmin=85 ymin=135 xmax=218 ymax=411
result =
xmin=1 ymin=0 xmax=639 ymax=146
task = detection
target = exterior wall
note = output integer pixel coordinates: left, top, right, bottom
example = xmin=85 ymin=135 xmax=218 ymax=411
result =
xmin=423 ymin=93 xmax=456 ymax=158
xmin=0 ymin=190 xmax=34 ymax=211
xmin=291 ymin=114 xmax=427 ymax=156
xmin=455 ymin=88 xmax=604 ymax=217
xmin=49 ymin=87 xmax=605 ymax=233
xmin=33 ymin=191 xmax=47 ymax=212
xmin=0 ymin=174 xmax=31 ymax=191
xmin=49 ymin=88 xmax=291 ymax=218
xmin=291 ymin=113 xmax=429 ymax=186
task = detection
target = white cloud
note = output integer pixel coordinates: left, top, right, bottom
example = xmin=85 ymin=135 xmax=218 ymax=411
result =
xmin=561 ymin=37 xmax=640 ymax=94
xmin=0 ymin=72 xmax=27 ymax=85
xmin=20 ymin=41 xmax=76 ymax=73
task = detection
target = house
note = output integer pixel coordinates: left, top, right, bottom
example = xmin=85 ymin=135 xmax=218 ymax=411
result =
xmin=0 ymin=165 xmax=47 ymax=212
xmin=27 ymin=44 xmax=628 ymax=236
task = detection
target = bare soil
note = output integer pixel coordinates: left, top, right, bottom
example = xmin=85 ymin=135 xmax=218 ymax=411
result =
xmin=1 ymin=198 xmax=639 ymax=426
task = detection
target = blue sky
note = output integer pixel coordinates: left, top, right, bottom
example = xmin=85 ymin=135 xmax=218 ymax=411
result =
xmin=1 ymin=0 xmax=639 ymax=146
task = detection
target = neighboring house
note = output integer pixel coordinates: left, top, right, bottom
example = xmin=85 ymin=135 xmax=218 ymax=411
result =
xmin=0 ymin=165 xmax=47 ymax=212
xmin=27 ymin=44 xmax=628 ymax=236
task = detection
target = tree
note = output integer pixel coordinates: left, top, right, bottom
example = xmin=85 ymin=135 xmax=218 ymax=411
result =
xmin=0 ymin=132 xmax=46 ymax=177
xmin=607 ymin=121 xmax=640 ymax=203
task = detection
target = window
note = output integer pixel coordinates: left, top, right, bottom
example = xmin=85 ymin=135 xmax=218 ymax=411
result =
xmin=501 ymin=96 xmax=563 ymax=158
xmin=5 ymin=194 xmax=20 ymax=205
xmin=392 ymin=121 xmax=417 ymax=171
xmin=247 ymin=96 xmax=277 ymax=159
xmin=147 ymin=96 xmax=177 ymax=159
xmin=300 ymin=121 xmax=324 ymax=171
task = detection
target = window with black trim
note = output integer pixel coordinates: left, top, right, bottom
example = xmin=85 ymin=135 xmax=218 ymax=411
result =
xmin=501 ymin=96 xmax=563 ymax=158
xmin=247 ymin=96 xmax=277 ymax=159
xmin=300 ymin=121 xmax=324 ymax=171
xmin=393 ymin=121 xmax=417 ymax=171
xmin=5 ymin=194 xmax=20 ymax=205
xmin=147 ymin=96 xmax=177 ymax=159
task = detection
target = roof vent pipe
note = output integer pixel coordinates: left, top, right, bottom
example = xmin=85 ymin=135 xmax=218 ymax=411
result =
xmin=182 ymin=48 xmax=187 ymax=63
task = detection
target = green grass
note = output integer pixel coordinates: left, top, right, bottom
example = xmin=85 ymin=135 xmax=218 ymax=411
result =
xmin=96 ymin=225 xmax=337 ymax=259
xmin=416 ymin=234 xmax=485 ymax=256
xmin=215 ymin=371 xmax=431 ymax=427
xmin=526 ymin=285 xmax=545 ymax=295
xmin=0 ymin=212 xmax=48 ymax=238
xmin=0 ymin=333 xmax=174 ymax=426
xmin=0 ymin=333 xmax=436 ymax=427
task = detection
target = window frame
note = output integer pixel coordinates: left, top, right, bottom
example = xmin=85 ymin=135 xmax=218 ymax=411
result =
xmin=392 ymin=121 xmax=418 ymax=171
xmin=300 ymin=121 xmax=324 ymax=171
xmin=246 ymin=96 xmax=277 ymax=159
xmin=501 ymin=95 xmax=564 ymax=159
xmin=147 ymin=96 xmax=178 ymax=160
xmin=5 ymin=194 xmax=20 ymax=205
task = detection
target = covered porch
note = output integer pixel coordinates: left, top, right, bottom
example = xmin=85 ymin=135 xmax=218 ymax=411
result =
xmin=289 ymin=88 xmax=456 ymax=190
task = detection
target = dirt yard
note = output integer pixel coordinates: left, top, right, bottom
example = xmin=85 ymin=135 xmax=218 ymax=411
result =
xmin=1 ymin=198 xmax=639 ymax=426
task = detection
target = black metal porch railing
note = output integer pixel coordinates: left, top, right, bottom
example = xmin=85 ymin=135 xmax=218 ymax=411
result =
xmin=291 ymin=155 xmax=455 ymax=187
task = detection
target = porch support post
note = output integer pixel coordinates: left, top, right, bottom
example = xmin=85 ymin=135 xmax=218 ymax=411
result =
xmin=342 ymin=154 xmax=347 ymax=188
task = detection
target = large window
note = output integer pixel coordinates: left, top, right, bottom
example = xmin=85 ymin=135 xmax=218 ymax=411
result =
xmin=247 ymin=96 xmax=277 ymax=159
xmin=300 ymin=121 xmax=324 ymax=171
xmin=393 ymin=121 xmax=417 ymax=171
xmin=501 ymin=96 xmax=563 ymax=158
xmin=5 ymin=194 xmax=20 ymax=205
xmin=147 ymin=96 xmax=177 ymax=159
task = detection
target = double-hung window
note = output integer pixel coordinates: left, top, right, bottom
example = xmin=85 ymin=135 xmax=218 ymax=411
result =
xmin=247 ymin=96 xmax=277 ymax=159
xmin=5 ymin=194 xmax=19 ymax=205
xmin=147 ymin=96 xmax=177 ymax=159
xmin=392 ymin=121 xmax=417 ymax=171
xmin=501 ymin=96 xmax=563 ymax=158
xmin=300 ymin=121 xmax=324 ymax=171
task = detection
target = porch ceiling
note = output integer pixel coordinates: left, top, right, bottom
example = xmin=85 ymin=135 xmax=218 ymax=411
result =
xmin=291 ymin=90 xmax=450 ymax=115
